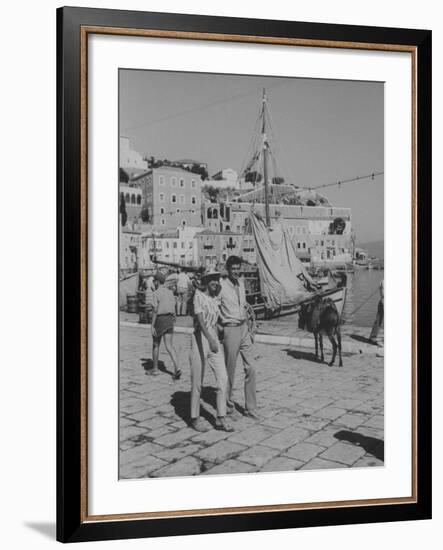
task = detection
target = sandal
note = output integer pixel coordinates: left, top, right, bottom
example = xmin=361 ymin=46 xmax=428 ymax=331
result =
xmin=173 ymin=369 xmax=182 ymax=380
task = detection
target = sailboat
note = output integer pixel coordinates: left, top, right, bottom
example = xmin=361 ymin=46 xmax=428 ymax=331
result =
xmin=239 ymin=89 xmax=347 ymax=320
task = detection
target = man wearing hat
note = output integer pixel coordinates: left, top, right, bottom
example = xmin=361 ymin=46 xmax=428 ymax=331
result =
xmin=150 ymin=271 xmax=181 ymax=379
xmin=189 ymin=271 xmax=233 ymax=432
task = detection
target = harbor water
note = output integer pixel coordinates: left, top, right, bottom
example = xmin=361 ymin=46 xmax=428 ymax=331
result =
xmin=342 ymin=269 xmax=384 ymax=327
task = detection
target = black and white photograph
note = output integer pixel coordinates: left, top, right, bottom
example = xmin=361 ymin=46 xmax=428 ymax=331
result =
xmin=118 ymin=69 xmax=385 ymax=479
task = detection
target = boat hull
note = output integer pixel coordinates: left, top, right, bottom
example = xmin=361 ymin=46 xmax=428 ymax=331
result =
xmin=249 ymin=285 xmax=347 ymax=320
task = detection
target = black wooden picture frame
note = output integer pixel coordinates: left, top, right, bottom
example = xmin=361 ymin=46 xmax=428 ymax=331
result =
xmin=57 ymin=6 xmax=432 ymax=543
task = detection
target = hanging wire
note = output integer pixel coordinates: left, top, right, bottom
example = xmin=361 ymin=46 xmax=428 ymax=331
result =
xmin=300 ymin=171 xmax=384 ymax=191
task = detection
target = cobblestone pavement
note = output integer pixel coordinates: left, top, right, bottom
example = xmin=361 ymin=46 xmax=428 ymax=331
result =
xmin=120 ymin=310 xmax=384 ymax=350
xmin=119 ymin=324 xmax=384 ymax=479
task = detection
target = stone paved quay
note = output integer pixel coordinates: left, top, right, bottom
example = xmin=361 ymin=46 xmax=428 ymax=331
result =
xmin=120 ymin=311 xmax=384 ymax=352
xmin=119 ymin=321 xmax=384 ymax=480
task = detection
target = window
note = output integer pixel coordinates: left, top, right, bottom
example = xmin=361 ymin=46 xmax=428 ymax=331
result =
xmin=171 ymin=194 xmax=177 ymax=203
xmin=302 ymin=243 xmax=306 ymax=249
xmin=173 ymin=242 xmax=177 ymax=249
xmin=159 ymin=193 xmax=165 ymax=202
xmin=160 ymin=207 xmax=165 ymax=214
xmin=136 ymin=195 xmax=141 ymax=205
xmin=159 ymin=175 xmax=165 ymax=185
xmin=161 ymin=218 xmax=165 ymax=225
xmin=297 ymin=243 xmax=301 ymax=249
xmin=181 ymin=242 xmax=185 ymax=249
xmin=179 ymin=194 xmax=185 ymax=204
xmin=182 ymin=220 xmax=187 ymax=227
xmin=125 ymin=193 xmax=130 ymax=203
xmin=191 ymin=196 xmax=196 ymax=205
xmin=166 ymin=242 xmax=169 ymax=249
xmin=131 ymin=194 xmax=136 ymax=204
xmin=191 ymin=179 xmax=196 ymax=189
xmin=179 ymin=178 xmax=185 ymax=188
xmin=171 ymin=177 xmax=177 ymax=187
xmin=207 ymin=207 xmax=218 ymax=219
xmin=176 ymin=208 xmax=180 ymax=213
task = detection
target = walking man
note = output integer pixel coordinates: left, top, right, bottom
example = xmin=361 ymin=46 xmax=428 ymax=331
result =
xmin=219 ymin=255 xmax=258 ymax=419
xmin=150 ymin=271 xmax=181 ymax=379
xmin=189 ymin=272 xmax=233 ymax=432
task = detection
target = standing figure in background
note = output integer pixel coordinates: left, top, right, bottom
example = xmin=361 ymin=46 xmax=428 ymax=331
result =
xmin=219 ymin=255 xmax=259 ymax=420
xmin=144 ymin=273 xmax=155 ymax=323
xmin=176 ymin=268 xmax=190 ymax=316
xmin=189 ymin=272 xmax=233 ymax=432
xmin=150 ymin=271 xmax=181 ymax=379
xmin=369 ymin=279 xmax=384 ymax=344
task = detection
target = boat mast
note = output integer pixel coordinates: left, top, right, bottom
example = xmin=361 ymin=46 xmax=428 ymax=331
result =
xmin=261 ymin=89 xmax=271 ymax=227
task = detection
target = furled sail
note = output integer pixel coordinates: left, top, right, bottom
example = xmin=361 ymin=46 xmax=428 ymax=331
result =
xmin=249 ymin=212 xmax=315 ymax=310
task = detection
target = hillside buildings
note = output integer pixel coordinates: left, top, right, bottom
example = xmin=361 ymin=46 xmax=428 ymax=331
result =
xmin=131 ymin=166 xmax=202 ymax=228
xmin=118 ymin=138 xmax=353 ymax=271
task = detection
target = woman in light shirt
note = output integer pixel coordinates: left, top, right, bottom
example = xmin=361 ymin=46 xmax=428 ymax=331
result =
xmin=189 ymin=272 xmax=233 ymax=433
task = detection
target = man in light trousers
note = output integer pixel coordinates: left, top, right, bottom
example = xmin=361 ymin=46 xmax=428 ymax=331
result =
xmin=219 ymin=255 xmax=258 ymax=419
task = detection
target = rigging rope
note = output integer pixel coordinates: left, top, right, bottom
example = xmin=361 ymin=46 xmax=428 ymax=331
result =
xmin=345 ymin=286 xmax=381 ymax=319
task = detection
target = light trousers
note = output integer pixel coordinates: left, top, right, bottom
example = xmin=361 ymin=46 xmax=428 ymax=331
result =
xmin=190 ymin=329 xmax=228 ymax=419
xmin=223 ymin=323 xmax=257 ymax=412
xmin=176 ymin=288 xmax=188 ymax=315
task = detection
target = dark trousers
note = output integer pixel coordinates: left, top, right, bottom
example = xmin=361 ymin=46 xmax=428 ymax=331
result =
xmin=370 ymin=301 xmax=384 ymax=340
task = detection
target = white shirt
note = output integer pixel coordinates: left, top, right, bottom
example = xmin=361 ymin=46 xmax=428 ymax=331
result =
xmin=219 ymin=277 xmax=247 ymax=324
xmin=193 ymin=290 xmax=220 ymax=329
xmin=177 ymin=272 xmax=189 ymax=289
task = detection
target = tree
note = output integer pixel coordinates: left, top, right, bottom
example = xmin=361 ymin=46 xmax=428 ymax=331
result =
xmin=245 ymin=171 xmax=262 ymax=184
xmin=272 ymin=176 xmax=285 ymax=185
xmin=192 ymin=164 xmax=208 ymax=181
xmin=202 ymin=185 xmax=221 ymax=203
xmin=119 ymin=192 xmax=127 ymax=226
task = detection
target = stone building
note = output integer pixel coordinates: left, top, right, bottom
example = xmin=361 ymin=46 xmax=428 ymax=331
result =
xmin=132 ymin=166 xmax=202 ymax=229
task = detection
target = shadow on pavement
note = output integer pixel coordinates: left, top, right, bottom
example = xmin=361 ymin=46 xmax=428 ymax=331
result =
xmin=141 ymin=358 xmax=173 ymax=376
xmin=170 ymin=390 xmax=217 ymax=428
xmin=201 ymin=386 xmax=217 ymax=410
xmin=334 ymin=430 xmax=384 ymax=461
xmin=283 ymin=348 xmax=324 ymax=364
xmin=349 ymin=334 xmax=380 ymax=346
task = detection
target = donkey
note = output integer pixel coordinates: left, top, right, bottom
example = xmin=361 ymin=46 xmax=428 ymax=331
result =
xmin=298 ymin=296 xmax=343 ymax=367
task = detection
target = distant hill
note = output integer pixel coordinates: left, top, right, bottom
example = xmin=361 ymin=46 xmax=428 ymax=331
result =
xmin=358 ymin=240 xmax=384 ymax=261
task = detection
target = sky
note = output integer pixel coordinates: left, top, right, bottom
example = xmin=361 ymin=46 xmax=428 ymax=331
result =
xmin=119 ymin=69 xmax=384 ymax=243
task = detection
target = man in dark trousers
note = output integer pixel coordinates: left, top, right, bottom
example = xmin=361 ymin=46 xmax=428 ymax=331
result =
xmin=219 ymin=255 xmax=259 ymax=419
xmin=369 ymin=279 xmax=384 ymax=344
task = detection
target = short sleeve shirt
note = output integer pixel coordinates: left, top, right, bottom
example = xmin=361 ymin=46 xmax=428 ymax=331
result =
xmin=193 ymin=290 xmax=220 ymax=329
xmin=152 ymin=286 xmax=176 ymax=315
xmin=177 ymin=272 xmax=189 ymax=290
